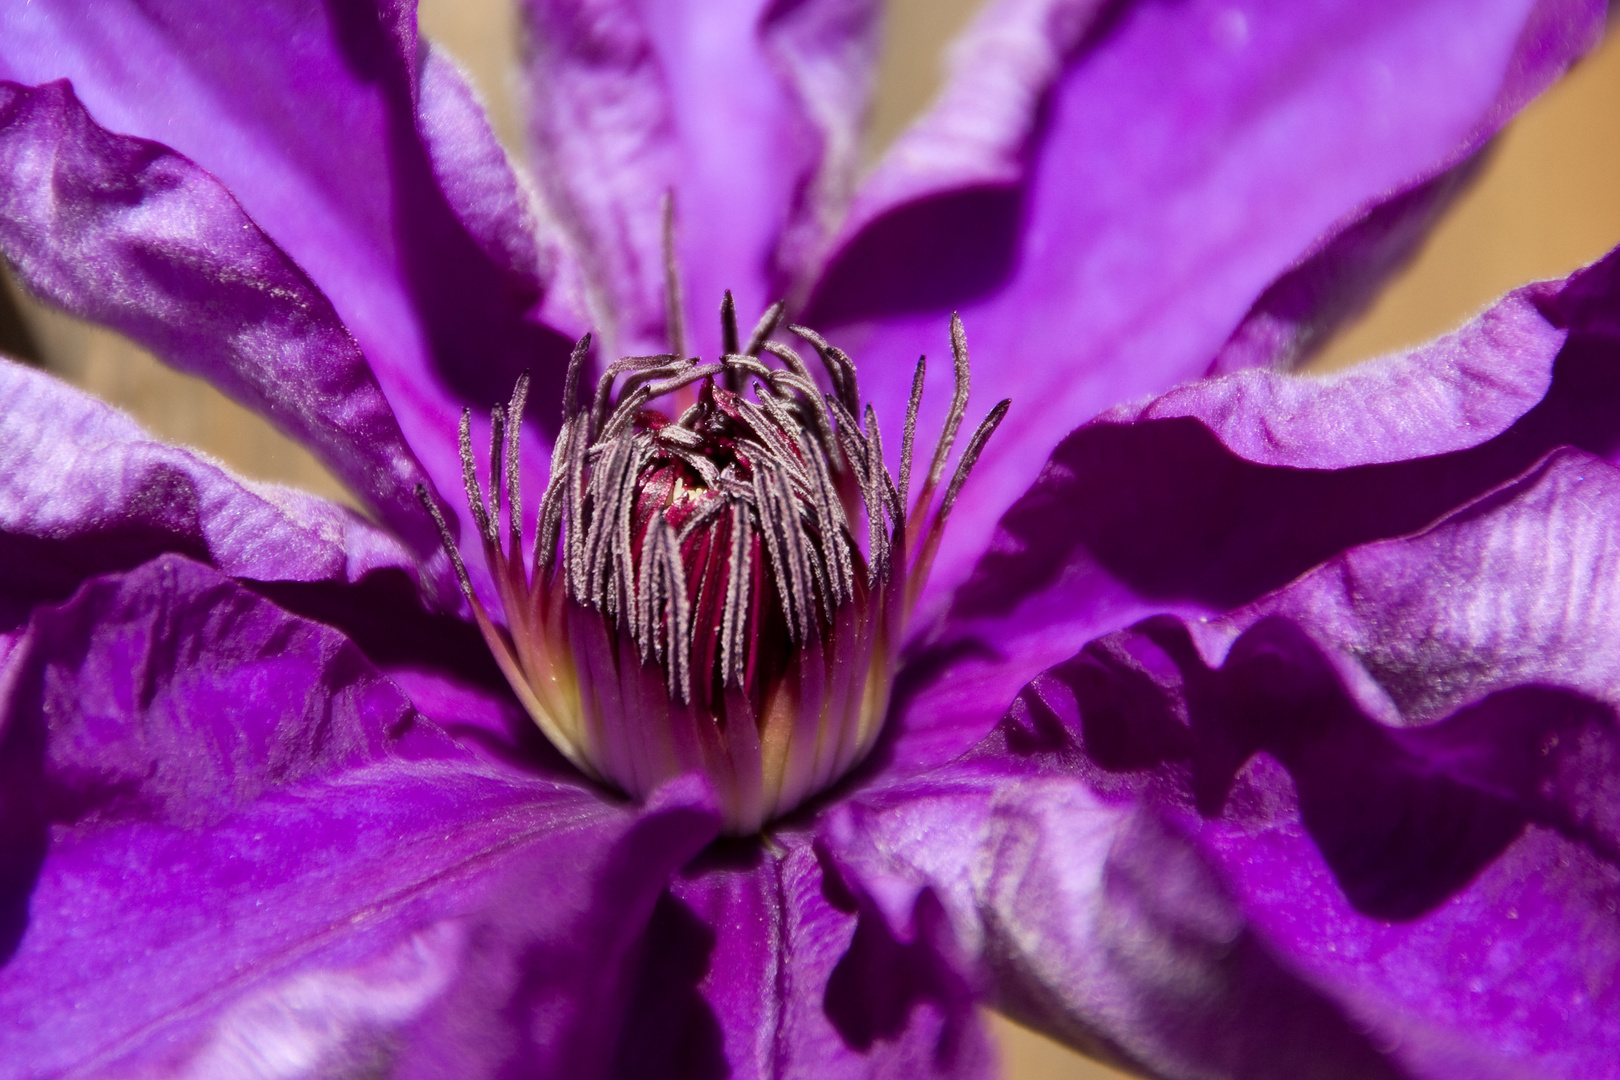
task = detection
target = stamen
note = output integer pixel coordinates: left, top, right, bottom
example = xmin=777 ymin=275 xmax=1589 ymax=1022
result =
xmin=724 ymin=354 xmax=774 ymax=382
xmin=593 ymin=354 xmax=678 ymax=435
xmin=458 ymin=408 xmax=495 ymax=546
xmin=676 ymin=491 xmax=728 ymax=543
xmin=753 ymin=462 xmax=806 ymax=641
xmin=565 ymin=408 xmax=591 ymax=599
xmin=922 ymin=313 xmax=973 ymax=500
xmin=898 ymin=355 xmax=926 ymax=511
xmin=941 ymin=399 xmax=1010 ymax=523
xmin=488 ymin=404 xmax=505 ymax=544
xmin=720 ymin=291 xmax=741 ymax=358
xmin=416 ymin=483 xmax=474 ymax=599
xmin=789 ymin=324 xmax=859 ymax=416
xmin=721 ymin=501 xmax=752 ymax=687
xmin=428 ymin=303 xmax=1006 ymax=834
xmin=536 ymin=416 xmax=570 ymax=581
xmin=865 ymin=403 xmax=904 ymax=531
xmin=744 ymin=300 xmax=785 ymax=357
xmin=505 ymin=372 xmax=530 ymax=560
xmin=662 ymin=190 xmax=687 ymax=360
xmin=562 ymin=333 xmax=591 ymax=425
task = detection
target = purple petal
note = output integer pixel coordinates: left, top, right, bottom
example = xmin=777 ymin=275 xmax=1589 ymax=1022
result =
xmin=1212 ymin=0 xmax=1607 ymax=374
xmin=809 ymin=0 xmax=1603 ymax=619
xmin=1207 ymin=152 xmax=1488 ymax=375
xmin=0 ymin=553 xmax=720 ymax=1077
xmin=1229 ymin=447 xmax=1620 ymax=720
xmin=795 ymin=833 xmax=995 ymax=1080
xmin=827 ymin=772 xmax=1412 ymax=1080
xmin=0 ymin=1 xmax=580 ymax=565
xmin=602 ymin=827 xmax=994 ymax=1079
xmin=879 ymin=243 xmax=1620 ymax=780
xmin=0 ymin=79 xmax=449 ymax=564
xmin=838 ymin=441 xmax=1620 ymax=1078
xmin=0 ymin=355 xmax=562 ymax=769
xmin=417 ymin=42 xmax=582 ymax=336
xmin=0 ymin=358 xmax=440 ymax=621
xmin=829 ymin=0 xmax=1098 ymax=243
xmin=518 ymin=0 xmax=879 ymax=359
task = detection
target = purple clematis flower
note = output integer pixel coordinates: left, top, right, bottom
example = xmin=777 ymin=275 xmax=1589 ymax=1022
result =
xmin=0 ymin=0 xmax=1614 ymax=1076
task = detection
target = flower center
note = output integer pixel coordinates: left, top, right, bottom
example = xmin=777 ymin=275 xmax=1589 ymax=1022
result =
xmin=420 ymin=299 xmax=1007 ymax=834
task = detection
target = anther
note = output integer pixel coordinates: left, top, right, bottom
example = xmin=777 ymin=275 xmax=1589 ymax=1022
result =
xmin=429 ymin=300 xmax=1006 ymax=833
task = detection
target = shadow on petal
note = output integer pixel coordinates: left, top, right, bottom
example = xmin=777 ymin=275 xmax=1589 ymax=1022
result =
xmin=818 ymin=845 xmax=983 ymax=1069
xmin=957 ymin=307 xmax=1620 ymax=626
xmin=804 ymin=186 xmax=1024 ymax=327
xmin=611 ymin=890 xmax=728 ymax=1080
xmin=1008 ymin=612 xmax=1620 ymax=921
xmin=0 ymin=700 xmax=46 ymax=964
xmin=320 ymin=0 xmax=576 ymax=427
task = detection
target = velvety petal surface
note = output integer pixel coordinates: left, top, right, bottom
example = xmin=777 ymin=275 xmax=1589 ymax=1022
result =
xmin=0 ymin=553 xmax=721 ymax=1079
xmin=808 ymin=0 xmax=1604 ymax=621
xmin=0 ymin=79 xmax=448 ymax=563
xmin=518 ymin=0 xmax=879 ymax=360
xmin=0 ymin=356 xmax=563 ymax=775
xmin=0 ymin=0 xmax=580 ymax=572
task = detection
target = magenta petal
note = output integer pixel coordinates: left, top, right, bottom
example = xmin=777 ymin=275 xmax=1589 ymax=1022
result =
xmin=0 ymin=554 xmax=721 ymax=1077
xmin=417 ymin=41 xmax=580 ymax=334
xmin=811 ymin=0 xmax=1603 ymax=618
xmin=0 ymin=0 xmax=579 ymax=565
xmin=518 ymin=0 xmax=879 ymax=359
xmin=1212 ymin=0 xmax=1607 ymax=373
xmin=829 ymin=0 xmax=1098 ymax=243
xmin=0 ymin=356 xmax=552 ymax=768
xmin=0 ymin=80 xmax=449 ymax=564
xmin=1207 ymin=153 xmax=1489 ymax=374
xmin=1231 ymin=447 xmax=1620 ymax=720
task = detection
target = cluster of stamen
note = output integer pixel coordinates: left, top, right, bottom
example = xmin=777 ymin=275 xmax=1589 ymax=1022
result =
xmin=419 ymin=296 xmax=1006 ymax=833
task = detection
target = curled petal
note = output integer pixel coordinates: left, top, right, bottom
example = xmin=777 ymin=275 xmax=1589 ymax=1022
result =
xmin=0 ymin=358 xmax=436 ymax=619
xmin=0 ymin=1 xmax=582 ymax=574
xmin=0 ymin=79 xmax=450 ymax=571
xmin=813 ymin=0 xmax=1604 ymax=619
xmin=839 ymin=437 xmax=1620 ymax=1079
xmin=884 ymin=243 xmax=1620 ymax=781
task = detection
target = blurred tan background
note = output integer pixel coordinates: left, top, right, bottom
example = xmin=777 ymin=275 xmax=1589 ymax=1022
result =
xmin=2 ymin=3 xmax=1618 ymax=1077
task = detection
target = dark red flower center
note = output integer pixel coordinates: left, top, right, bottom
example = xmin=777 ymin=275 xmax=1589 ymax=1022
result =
xmin=420 ymin=300 xmax=1006 ymax=833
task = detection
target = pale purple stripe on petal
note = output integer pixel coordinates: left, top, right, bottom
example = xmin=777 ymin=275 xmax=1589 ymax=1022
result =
xmin=518 ymin=0 xmax=879 ymax=360
xmin=875 ymin=241 xmax=1620 ymax=781
xmin=836 ymin=447 xmax=1620 ymax=1076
